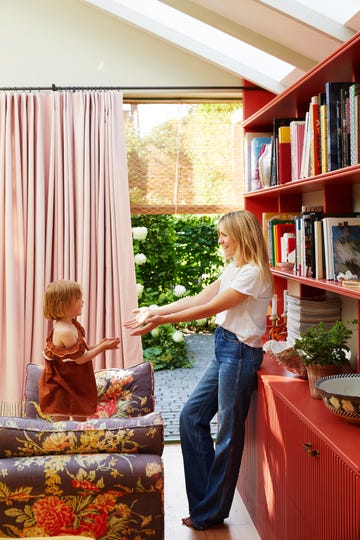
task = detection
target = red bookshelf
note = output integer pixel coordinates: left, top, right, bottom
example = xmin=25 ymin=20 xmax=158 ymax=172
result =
xmin=238 ymin=32 xmax=360 ymax=540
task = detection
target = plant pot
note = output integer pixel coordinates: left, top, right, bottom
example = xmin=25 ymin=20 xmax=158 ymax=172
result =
xmin=306 ymin=364 xmax=348 ymax=399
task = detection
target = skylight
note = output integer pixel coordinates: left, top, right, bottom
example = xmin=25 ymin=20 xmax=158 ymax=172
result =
xmin=86 ymin=0 xmax=296 ymax=93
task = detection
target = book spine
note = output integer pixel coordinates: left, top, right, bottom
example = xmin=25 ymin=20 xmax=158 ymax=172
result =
xmin=310 ymin=97 xmax=321 ymax=176
xmin=278 ymin=126 xmax=291 ymax=184
xmin=320 ymin=102 xmax=328 ymax=173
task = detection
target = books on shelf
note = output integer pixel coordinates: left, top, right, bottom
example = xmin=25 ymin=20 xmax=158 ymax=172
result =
xmin=270 ymin=118 xmax=299 ymax=186
xmin=262 ymin=211 xmax=299 ymax=265
xmin=244 ymin=80 xmax=360 ymax=189
xmin=349 ymin=82 xmax=360 ymax=166
xmin=325 ymin=81 xmax=352 ymax=171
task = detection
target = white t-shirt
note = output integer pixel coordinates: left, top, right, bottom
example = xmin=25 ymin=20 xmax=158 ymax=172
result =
xmin=215 ymin=262 xmax=272 ymax=348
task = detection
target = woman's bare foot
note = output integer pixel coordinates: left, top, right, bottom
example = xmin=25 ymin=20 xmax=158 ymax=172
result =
xmin=182 ymin=517 xmax=196 ymax=528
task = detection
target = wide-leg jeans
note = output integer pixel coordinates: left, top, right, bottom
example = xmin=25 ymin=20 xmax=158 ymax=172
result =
xmin=179 ymin=325 xmax=263 ymax=530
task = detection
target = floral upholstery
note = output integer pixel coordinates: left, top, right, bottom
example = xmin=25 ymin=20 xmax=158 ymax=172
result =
xmin=24 ymin=361 xmax=155 ymax=420
xmin=0 ymin=362 xmax=164 ymax=539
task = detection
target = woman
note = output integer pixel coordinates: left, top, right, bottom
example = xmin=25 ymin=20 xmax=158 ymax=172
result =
xmin=125 ymin=210 xmax=273 ymax=530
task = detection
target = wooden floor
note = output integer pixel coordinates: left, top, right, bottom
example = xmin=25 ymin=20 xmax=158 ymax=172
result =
xmin=163 ymin=443 xmax=260 ymax=540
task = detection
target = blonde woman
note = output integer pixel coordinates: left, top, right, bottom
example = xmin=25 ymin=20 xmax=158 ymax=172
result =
xmin=39 ymin=280 xmax=120 ymax=421
xmin=125 ymin=210 xmax=273 ymax=530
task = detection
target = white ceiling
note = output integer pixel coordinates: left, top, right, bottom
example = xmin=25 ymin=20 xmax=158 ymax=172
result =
xmin=83 ymin=0 xmax=360 ymax=95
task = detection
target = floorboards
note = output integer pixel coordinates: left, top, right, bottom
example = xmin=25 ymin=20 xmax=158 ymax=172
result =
xmin=163 ymin=443 xmax=260 ymax=540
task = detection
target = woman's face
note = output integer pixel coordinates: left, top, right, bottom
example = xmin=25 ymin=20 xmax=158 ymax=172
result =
xmin=218 ymin=228 xmax=237 ymax=260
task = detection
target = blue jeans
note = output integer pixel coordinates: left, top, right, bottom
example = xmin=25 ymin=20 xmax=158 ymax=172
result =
xmin=179 ymin=326 xmax=263 ymax=530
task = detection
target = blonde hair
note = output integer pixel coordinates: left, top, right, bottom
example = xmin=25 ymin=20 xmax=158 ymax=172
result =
xmin=218 ymin=210 xmax=274 ymax=290
xmin=43 ymin=280 xmax=83 ymax=321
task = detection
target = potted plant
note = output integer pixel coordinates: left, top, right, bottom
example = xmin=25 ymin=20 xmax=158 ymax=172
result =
xmin=293 ymin=320 xmax=356 ymax=398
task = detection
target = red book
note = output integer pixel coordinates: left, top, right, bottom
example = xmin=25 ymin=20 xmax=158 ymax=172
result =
xmin=277 ymin=126 xmax=291 ymax=184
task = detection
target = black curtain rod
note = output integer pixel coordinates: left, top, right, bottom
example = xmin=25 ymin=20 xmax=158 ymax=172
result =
xmin=0 ymin=84 xmax=263 ymax=92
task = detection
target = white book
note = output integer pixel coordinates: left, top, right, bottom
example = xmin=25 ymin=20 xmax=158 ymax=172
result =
xmin=314 ymin=220 xmax=324 ymax=279
xmin=300 ymin=112 xmax=311 ymax=178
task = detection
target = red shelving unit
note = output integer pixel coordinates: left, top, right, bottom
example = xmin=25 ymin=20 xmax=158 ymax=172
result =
xmin=238 ymin=32 xmax=360 ymax=540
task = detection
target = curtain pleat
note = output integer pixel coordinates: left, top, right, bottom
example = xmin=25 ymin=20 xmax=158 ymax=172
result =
xmin=0 ymin=90 xmax=142 ymax=415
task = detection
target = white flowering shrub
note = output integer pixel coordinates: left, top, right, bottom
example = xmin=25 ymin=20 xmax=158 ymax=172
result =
xmin=134 ymin=253 xmax=147 ymax=265
xmin=131 ymin=214 xmax=223 ymax=370
xmin=173 ymin=284 xmax=187 ymax=297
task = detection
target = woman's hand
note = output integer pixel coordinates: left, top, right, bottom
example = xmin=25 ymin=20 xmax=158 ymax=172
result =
xmin=124 ymin=306 xmax=157 ymax=329
xmin=128 ymin=314 xmax=164 ymax=336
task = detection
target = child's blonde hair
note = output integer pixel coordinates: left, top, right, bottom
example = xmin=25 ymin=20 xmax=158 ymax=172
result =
xmin=218 ymin=210 xmax=273 ymax=290
xmin=43 ymin=280 xmax=83 ymax=320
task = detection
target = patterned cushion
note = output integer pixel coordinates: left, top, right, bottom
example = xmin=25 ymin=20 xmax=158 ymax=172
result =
xmin=0 ymin=413 xmax=163 ymax=458
xmin=24 ymin=361 xmax=155 ymax=420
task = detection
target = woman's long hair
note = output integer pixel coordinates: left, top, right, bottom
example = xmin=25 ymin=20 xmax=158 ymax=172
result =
xmin=218 ymin=210 xmax=274 ymax=291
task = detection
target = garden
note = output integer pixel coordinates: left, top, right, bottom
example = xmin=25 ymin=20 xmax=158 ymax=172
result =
xmin=131 ymin=214 xmax=224 ymax=370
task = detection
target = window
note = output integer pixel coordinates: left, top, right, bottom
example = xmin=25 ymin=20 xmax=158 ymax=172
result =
xmin=124 ymin=102 xmax=244 ymax=214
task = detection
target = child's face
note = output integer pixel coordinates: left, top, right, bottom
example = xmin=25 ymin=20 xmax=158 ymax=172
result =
xmin=67 ymin=294 xmax=84 ymax=318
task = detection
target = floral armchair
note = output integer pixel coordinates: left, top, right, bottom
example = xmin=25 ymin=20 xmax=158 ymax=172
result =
xmin=0 ymin=361 xmax=164 ymax=540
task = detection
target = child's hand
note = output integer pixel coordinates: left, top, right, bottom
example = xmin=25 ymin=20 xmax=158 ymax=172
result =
xmin=101 ymin=337 xmax=120 ymax=350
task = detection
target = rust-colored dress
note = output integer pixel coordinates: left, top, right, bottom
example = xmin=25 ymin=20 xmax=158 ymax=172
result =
xmin=38 ymin=319 xmax=97 ymax=418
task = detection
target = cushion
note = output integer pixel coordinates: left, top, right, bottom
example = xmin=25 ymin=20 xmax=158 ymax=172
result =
xmin=24 ymin=361 xmax=154 ymax=420
xmin=0 ymin=413 xmax=163 ymax=457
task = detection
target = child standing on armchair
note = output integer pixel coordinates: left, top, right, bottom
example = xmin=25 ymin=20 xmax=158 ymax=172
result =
xmin=38 ymin=279 xmax=120 ymax=421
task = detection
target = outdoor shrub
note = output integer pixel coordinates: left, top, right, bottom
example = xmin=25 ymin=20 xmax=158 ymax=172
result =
xmin=131 ymin=214 xmax=223 ymax=369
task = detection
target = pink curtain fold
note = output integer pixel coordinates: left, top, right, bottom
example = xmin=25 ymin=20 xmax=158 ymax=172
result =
xmin=0 ymin=90 xmax=142 ymax=415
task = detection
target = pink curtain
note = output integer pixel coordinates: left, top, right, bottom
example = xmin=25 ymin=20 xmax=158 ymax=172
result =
xmin=0 ymin=90 xmax=143 ymax=416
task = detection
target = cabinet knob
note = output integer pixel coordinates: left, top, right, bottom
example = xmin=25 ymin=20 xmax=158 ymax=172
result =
xmin=302 ymin=442 xmax=319 ymax=457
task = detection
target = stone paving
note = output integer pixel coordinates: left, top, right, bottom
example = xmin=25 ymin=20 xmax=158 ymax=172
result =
xmin=153 ymin=332 xmax=217 ymax=442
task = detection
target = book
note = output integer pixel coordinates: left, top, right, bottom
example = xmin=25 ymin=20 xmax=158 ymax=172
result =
xmin=331 ymin=225 xmax=360 ymax=278
xmin=280 ymin=232 xmax=296 ymax=263
xmin=322 ymin=215 xmax=360 ymax=279
xmin=290 ymin=120 xmax=305 ymax=181
xmin=309 ymin=96 xmax=321 ymax=176
xmin=251 ymin=136 xmax=272 ymax=190
xmin=277 ymin=126 xmax=291 ymax=184
xmin=339 ymin=86 xmax=350 ymax=168
xmin=325 ymin=81 xmax=352 ymax=171
xmin=300 ymin=111 xmax=311 ymax=178
xmin=314 ymin=219 xmax=324 ymax=279
xmin=319 ymin=96 xmax=328 ymax=173
xmin=244 ymin=132 xmax=272 ymax=191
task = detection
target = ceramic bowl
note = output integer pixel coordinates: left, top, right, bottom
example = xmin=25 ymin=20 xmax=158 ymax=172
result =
xmin=315 ymin=374 xmax=360 ymax=424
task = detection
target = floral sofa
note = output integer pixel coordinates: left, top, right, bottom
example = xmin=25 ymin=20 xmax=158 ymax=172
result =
xmin=0 ymin=361 xmax=164 ymax=539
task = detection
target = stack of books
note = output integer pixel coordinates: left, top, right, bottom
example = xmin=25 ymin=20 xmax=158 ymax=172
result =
xmin=286 ymin=294 xmax=341 ymax=345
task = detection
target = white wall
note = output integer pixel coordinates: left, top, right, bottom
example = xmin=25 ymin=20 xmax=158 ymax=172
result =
xmin=0 ymin=0 xmax=243 ymax=94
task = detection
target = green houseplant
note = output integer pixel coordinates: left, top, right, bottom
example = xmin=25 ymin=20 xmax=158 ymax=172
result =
xmin=294 ymin=320 xmax=355 ymax=398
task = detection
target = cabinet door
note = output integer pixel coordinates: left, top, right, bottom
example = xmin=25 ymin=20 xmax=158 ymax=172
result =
xmin=273 ymin=392 xmax=359 ymax=540
xmin=239 ymin=379 xmax=287 ymax=540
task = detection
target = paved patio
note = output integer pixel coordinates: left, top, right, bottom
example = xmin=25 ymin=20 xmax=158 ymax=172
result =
xmin=153 ymin=332 xmax=217 ymax=442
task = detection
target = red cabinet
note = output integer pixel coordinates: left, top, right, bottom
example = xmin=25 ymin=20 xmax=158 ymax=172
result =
xmin=239 ymin=358 xmax=360 ymax=539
